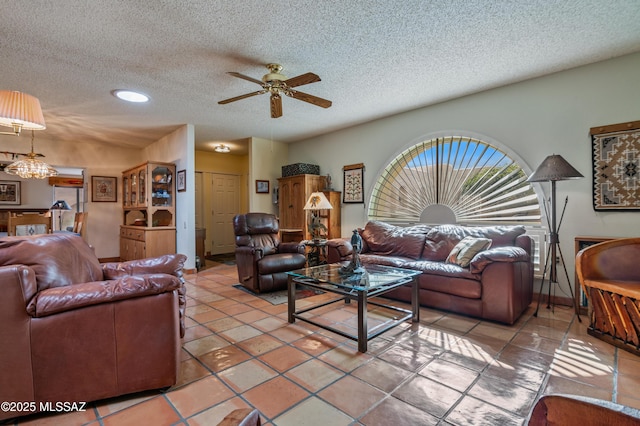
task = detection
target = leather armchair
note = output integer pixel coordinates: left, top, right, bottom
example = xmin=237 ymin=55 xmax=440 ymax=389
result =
xmin=233 ymin=213 xmax=306 ymax=293
xmin=0 ymin=233 xmax=187 ymax=421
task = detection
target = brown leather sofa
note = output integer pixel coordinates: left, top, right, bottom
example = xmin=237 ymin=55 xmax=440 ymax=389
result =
xmin=233 ymin=213 xmax=306 ymax=293
xmin=327 ymin=221 xmax=534 ymax=324
xmin=0 ymin=233 xmax=187 ymax=421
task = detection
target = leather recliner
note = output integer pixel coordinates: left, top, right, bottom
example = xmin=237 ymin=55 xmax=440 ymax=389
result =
xmin=0 ymin=233 xmax=187 ymax=421
xmin=233 ymin=213 xmax=306 ymax=293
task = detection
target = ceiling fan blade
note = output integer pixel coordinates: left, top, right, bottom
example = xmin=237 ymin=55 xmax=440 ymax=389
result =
xmin=227 ymin=72 xmax=263 ymax=85
xmin=12 ymin=152 xmax=44 ymax=157
xmin=285 ymin=72 xmax=321 ymax=88
xmin=287 ymin=90 xmax=332 ymax=108
xmin=218 ymin=90 xmax=265 ymax=104
xmin=271 ymin=93 xmax=283 ymax=118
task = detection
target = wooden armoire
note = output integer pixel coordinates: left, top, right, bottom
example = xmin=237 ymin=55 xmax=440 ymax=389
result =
xmin=277 ymin=174 xmax=341 ymax=242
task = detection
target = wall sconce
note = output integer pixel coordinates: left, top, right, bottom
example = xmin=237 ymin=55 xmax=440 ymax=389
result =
xmin=0 ymin=90 xmax=46 ymax=136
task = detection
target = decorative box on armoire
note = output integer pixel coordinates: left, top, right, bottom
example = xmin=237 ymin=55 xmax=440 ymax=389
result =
xmin=120 ymin=162 xmax=176 ymax=261
xmin=277 ymin=174 xmax=341 ymax=242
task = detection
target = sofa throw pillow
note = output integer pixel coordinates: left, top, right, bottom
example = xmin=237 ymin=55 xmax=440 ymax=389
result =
xmin=446 ymin=236 xmax=492 ymax=268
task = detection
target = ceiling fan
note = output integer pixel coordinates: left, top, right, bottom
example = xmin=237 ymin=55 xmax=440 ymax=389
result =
xmin=218 ymin=63 xmax=332 ymax=118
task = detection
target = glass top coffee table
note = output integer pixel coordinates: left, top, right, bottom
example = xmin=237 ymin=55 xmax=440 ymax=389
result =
xmin=287 ymin=263 xmax=421 ymax=352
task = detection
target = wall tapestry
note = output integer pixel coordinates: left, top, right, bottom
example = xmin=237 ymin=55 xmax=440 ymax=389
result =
xmin=590 ymin=120 xmax=640 ymax=211
xmin=343 ymin=163 xmax=365 ymax=203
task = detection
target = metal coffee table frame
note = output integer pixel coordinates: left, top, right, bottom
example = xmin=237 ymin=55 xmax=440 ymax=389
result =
xmin=287 ymin=263 xmax=421 ymax=352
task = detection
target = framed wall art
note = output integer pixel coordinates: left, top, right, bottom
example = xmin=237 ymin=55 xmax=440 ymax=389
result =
xmin=0 ymin=180 xmax=21 ymax=205
xmin=590 ymin=120 xmax=640 ymax=211
xmin=256 ymin=179 xmax=270 ymax=194
xmin=91 ymin=176 xmax=117 ymax=202
xmin=177 ymin=169 xmax=186 ymax=192
xmin=343 ymin=163 xmax=365 ymax=203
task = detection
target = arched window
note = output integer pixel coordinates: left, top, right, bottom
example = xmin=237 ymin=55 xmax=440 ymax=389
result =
xmin=368 ymin=136 xmax=541 ymax=226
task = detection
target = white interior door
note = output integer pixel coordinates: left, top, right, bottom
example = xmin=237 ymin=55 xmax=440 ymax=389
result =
xmin=194 ymin=172 xmax=203 ymax=229
xmin=210 ymin=173 xmax=239 ymax=255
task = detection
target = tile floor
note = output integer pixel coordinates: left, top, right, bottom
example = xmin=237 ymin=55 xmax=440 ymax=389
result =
xmin=10 ymin=260 xmax=640 ymax=426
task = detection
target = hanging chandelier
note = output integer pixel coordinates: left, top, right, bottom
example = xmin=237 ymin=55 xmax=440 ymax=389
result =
xmin=4 ymin=131 xmax=58 ymax=179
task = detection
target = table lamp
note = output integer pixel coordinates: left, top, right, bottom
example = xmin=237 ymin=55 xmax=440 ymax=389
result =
xmin=303 ymin=192 xmax=333 ymax=241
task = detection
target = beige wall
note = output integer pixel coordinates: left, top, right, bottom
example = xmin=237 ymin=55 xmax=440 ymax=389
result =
xmin=288 ymin=51 xmax=640 ymax=296
xmin=249 ymin=137 xmax=288 ymax=215
xmin=0 ymin=172 xmax=52 ymax=209
xmin=195 ymin=146 xmax=250 ymax=213
xmin=0 ymin=125 xmax=194 ymax=263
xmin=0 ymin=133 xmax=143 ymax=258
xmin=144 ymin=125 xmax=195 ymax=269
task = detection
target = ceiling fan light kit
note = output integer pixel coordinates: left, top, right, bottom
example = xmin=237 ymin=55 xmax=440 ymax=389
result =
xmin=218 ymin=63 xmax=332 ymax=118
xmin=214 ymin=144 xmax=230 ymax=153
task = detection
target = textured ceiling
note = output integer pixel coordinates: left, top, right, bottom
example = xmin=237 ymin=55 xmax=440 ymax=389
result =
xmin=1 ymin=0 xmax=639 ymax=154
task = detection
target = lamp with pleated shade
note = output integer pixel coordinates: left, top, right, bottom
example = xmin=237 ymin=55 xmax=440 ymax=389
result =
xmin=0 ymin=90 xmax=46 ymax=136
xmin=303 ymin=192 xmax=333 ymax=241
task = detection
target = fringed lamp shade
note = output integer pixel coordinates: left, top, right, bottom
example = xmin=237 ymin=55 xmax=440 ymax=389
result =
xmin=0 ymin=90 xmax=46 ymax=133
xmin=303 ymin=192 xmax=333 ymax=240
xmin=303 ymin=192 xmax=333 ymax=210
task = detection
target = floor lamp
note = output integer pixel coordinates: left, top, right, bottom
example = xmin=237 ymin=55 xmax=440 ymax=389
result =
xmin=528 ymin=154 xmax=583 ymax=321
xmin=50 ymin=199 xmax=71 ymax=231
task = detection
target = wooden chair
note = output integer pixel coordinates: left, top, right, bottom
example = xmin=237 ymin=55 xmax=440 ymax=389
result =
xmin=216 ymin=409 xmax=261 ymax=426
xmin=576 ymin=238 xmax=640 ymax=355
xmin=68 ymin=212 xmax=87 ymax=239
xmin=7 ymin=213 xmax=52 ymax=236
xmin=528 ymin=394 xmax=640 ymax=425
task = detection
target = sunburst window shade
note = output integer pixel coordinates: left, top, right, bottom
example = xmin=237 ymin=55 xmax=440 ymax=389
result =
xmin=368 ymin=137 xmax=541 ymax=225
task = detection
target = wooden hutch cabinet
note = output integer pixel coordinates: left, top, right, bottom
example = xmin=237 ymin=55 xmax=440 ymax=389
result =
xmin=277 ymin=174 xmax=341 ymax=242
xmin=120 ymin=162 xmax=176 ymax=261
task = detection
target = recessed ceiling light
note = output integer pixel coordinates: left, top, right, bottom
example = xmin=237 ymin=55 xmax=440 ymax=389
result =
xmin=112 ymin=90 xmax=150 ymax=103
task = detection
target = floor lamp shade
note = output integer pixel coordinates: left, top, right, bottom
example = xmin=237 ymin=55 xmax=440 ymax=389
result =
xmin=527 ymin=154 xmax=583 ymax=182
